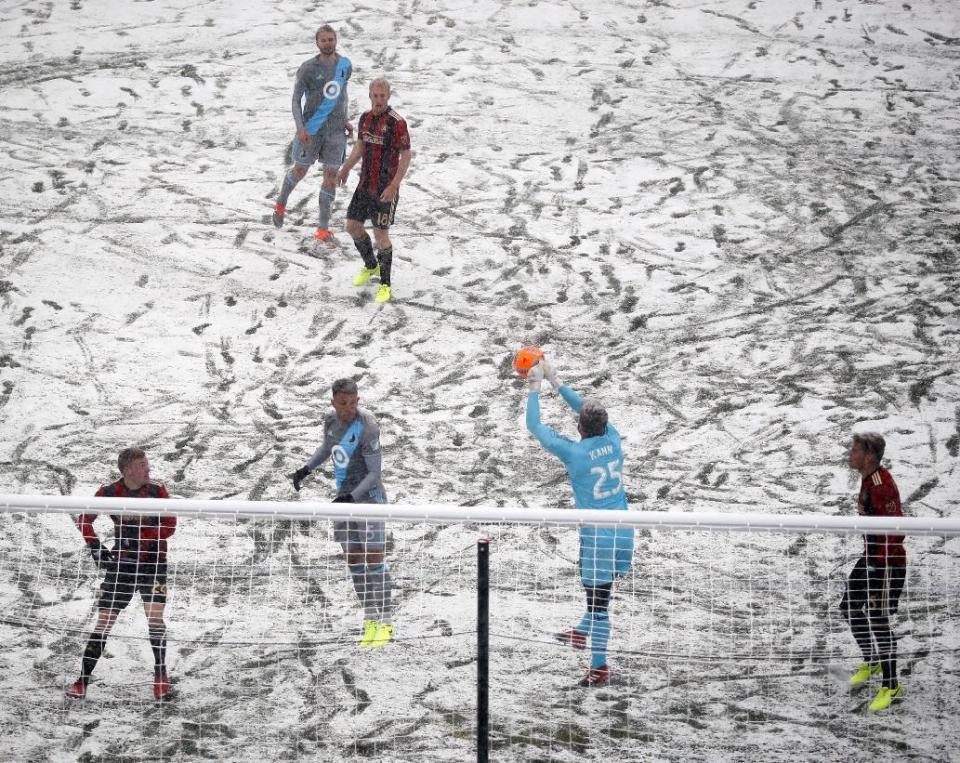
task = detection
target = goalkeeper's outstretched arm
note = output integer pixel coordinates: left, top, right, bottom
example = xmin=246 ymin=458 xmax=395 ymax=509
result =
xmin=540 ymin=358 xmax=583 ymax=414
xmin=558 ymin=385 xmax=584 ymax=414
xmin=525 ymin=390 xmax=576 ymax=461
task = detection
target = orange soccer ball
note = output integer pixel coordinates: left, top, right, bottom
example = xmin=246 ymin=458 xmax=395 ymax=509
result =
xmin=512 ymin=346 xmax=545 ymax=379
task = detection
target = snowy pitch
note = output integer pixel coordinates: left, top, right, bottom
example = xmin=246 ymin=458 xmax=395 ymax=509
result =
xmin=1 ymin=0 xmax=959 ymax=760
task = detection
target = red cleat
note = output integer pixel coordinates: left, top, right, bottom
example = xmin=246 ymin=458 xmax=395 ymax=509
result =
xmin=65 ymin=679 xmax=87 ymax=699
xmin=579 ymin=665 xmax=610 ymax=687
xmin=554 ymin=629 xmax=588 ymax=650
xmin=153 ymin=672 xmax=171 ymax=701
xmin=272 ymin=203 xmax=285 ymax=229
xmin=314 ymin=228 xmax=334 ymax=241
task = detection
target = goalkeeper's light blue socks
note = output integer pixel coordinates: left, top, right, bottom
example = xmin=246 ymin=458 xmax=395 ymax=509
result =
xmin=575 ymin=612 xmax=593 ymax=635
xmin=590 ymin=612 xmax=610 ymax=670
xmin=571 ymin=611 xmax=610 ymax=669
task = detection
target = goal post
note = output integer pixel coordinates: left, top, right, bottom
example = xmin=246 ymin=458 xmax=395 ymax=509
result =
xmin=0 ymin=494 xmax=958 ymax=762
xmin=2 ymin=493 xmax=956 ymax=534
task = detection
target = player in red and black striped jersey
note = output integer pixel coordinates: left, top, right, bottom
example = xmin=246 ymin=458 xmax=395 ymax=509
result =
xmin=840 ymin=432 xmax=906 ymax=712
xmin=65 ymin=447 xmax=177 ymax=701
xmin=337 ymin=77 xmax=412 ymax=304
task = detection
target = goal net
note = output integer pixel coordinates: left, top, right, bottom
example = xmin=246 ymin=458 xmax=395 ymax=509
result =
xmin=0 ymin=495 xmax=957 ymax=762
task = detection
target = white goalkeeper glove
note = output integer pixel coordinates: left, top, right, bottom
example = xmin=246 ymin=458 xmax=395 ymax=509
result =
xmin=527 ymin=362 xmax=544 ymax=392
xmin=540 ymin=358 xmax=559 ymax=388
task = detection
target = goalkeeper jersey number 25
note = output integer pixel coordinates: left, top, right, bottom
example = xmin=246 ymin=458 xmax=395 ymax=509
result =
xmin=526 ymin=387 xmax=634 ymax=586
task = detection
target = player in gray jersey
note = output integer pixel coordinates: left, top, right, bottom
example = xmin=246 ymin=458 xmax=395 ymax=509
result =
xmin=291 ymin=378 xmax=394 ymax=648
xmin=272 ymin=25 xmax=353 ymax=241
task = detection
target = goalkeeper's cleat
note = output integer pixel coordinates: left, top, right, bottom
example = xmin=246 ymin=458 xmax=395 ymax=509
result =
xmin=368 ymin=623 xmax=394 ymax=650
xmin=353 ymin=265 xmax=380 ymax=287
xmin=153 ymin=671 xmax=171 ymax=701
xmin=579 ymin=665 xmax=609 ymax=687
xmin=554 ymin=629 xmax=588 ymax=650
xmin=65 ymin=679 xmax=87 ymax=699
xmin=848 ymin=661 xmax=882 ymax=686
xmin=868 ymin=684 xmax=902 ymax=712
xmin=272 ymin=203 xmax=285 ymax=229
xmin=374 ymin=285 xmax=392 ymax=303
xmin=359 ymin=619 xmax=379 ymax=648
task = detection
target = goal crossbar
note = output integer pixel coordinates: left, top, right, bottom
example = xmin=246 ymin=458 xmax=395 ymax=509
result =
xmin=1 ymin=494 xmax=958 ymax=536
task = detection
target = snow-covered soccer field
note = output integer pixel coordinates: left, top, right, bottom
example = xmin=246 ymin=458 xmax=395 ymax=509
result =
xmin=1 ymin=0 xmax=959 ymax=760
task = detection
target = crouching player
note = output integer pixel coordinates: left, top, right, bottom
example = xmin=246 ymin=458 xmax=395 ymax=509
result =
xmin=524 ymin=358 xmax=634 ymax=686
xmin=66 ymin=447 xmax=176 ymax=700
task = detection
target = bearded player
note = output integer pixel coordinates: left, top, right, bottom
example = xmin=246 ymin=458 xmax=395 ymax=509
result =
xmin=272 ymin=25 xmax=353 ymax=242
xmin=523 ymin=355 xmax=634 ymax=687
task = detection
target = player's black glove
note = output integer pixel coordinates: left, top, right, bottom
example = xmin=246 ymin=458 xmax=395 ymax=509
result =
xmin=291 ymin=466 xmax=311 ymax=492
xmin=332 ymin=494 xmax=355 ymax=503
xmin=88 ymin=539 xmax=116 ymax=569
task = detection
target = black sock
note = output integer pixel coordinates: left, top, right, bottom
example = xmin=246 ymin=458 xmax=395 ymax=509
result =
xmin=80 ymin=633 xmax=107 ymax=683
xmin=378 ymin=247 xmax=393 ymax=286
xmin=149 ymin=625 xmax=167 ymax=675
xmin=354 ymin=233 xmax=377 ymax=269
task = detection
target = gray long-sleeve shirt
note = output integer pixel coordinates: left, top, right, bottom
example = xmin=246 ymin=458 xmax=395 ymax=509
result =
xmin=292 ymin=54 xmax=351 ymax=136
xmin=306 ymin=409 xmax=385 ymax=501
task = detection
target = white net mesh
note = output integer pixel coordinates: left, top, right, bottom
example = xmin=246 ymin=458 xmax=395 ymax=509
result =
xmin=0 ymin=501 xmax=958 ymax=761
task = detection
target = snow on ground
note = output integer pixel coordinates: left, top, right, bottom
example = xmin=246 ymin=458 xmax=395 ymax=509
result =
xmin=1 ymin=0 xmax=959 ymax=760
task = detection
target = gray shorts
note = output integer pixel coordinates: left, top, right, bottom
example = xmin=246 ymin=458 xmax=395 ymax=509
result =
xmin=333 ymin=519 xmax=385 ymax=552
xmin=333 ymin=488 xmax=387 ymax=552
xmin=292 ymin=131 xmax=346 ymax=169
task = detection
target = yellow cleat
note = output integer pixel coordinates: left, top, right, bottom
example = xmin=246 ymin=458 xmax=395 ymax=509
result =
xmin=849 ymin=662 xmax=881 ymax=686
xmin=368 ymin=623 xmax=394 ymax=649
xmin=353 ymin=265 xmax=380 ymax=286
xmin=374 ymin=285 xmax=392 ymax=303
xmin=868 ymin=684 xmax=902 ymax=712
xmin=359 ymin=619 xmax=379 ymax=648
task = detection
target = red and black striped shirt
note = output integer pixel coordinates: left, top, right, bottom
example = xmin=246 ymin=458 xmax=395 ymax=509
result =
xmin=858 ymin=468 xmax=906 ymax=567
xmin=77 ymin=480 xmax=175 ymax=564
xmin=356 ymin=108 xmax=411 ymax=196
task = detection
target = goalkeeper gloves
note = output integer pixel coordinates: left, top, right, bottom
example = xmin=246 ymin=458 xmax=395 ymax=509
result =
xmin=527 ymin=362 xmax=545 ymax=392
xmin=292 ymin=466 xmax=311 ymax=492
xmin=333 ymin=493 xmax=355 ymax=503
xmin=541 ymin=358 xmax=560 ymax=387
xmin=88 ymin=539 xmax=116 ymax=568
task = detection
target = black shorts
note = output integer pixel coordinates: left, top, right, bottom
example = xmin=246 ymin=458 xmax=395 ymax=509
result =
xmin=346 ymin=188 xmax=398 ymax=229
xmin=97 ymin=559 xmax=168 ymax=611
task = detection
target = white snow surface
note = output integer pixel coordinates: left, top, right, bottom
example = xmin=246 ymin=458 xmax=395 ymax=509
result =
xmin=0 ymin=0 xmax=959 ymax=760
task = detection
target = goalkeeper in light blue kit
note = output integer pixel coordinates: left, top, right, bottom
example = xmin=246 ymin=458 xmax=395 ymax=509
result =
xmin=524 ymin=357 xmax=634 ymax=687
